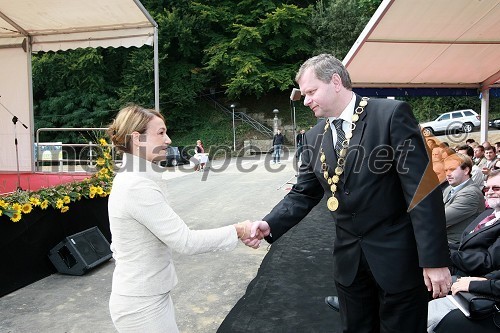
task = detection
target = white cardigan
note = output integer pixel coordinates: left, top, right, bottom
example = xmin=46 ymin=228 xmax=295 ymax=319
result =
xmin=108 ymin=153 xmax=237 ymax=296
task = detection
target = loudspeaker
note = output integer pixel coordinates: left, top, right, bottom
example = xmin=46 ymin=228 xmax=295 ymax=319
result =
xmin=48 ymin=227 xmax=112 ymax=276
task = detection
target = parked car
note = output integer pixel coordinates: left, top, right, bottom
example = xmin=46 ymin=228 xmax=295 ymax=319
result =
xmin=160 ymin=146 xmax=191 ymax=167
xmin=489 ymin=118 xmax=500 ymax=129
xmin=420 ymin=109 xmax=480 ymax=136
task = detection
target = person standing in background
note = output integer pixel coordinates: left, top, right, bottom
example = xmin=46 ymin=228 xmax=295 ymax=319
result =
xmin=272 ymin=129 xmax=284 ymax=164
xmin=194 ymin=139 xmax=207 ymax=171
xmin=296 ymin=129 xmax=306 ymax=162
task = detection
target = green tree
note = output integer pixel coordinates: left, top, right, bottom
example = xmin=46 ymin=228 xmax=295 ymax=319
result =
xmin=312 ymin=0 xmax=381 ymax=59
xmin=196 ymin=1 xmax=313 ymax=99
xmin=32 ymin=48 xmax=120 ymax=142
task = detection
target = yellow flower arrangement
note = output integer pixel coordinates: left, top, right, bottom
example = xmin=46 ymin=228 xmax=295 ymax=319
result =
xmin=0 ymin=138 xmax=115 ymax=222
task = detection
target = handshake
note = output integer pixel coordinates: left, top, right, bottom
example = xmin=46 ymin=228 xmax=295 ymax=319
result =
xmin=234 ymin=220 xmax=270 ymax=249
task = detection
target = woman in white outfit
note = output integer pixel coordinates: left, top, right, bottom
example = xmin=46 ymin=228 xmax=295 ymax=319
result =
xmin=106 ymin=105 xmax=259 ymax=332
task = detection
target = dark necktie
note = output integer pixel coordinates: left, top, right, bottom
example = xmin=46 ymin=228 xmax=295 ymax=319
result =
xmin=472 ymin=214 xmax=496 ymax=233
xmin=332 ymin=119 xmax=346 ymax=158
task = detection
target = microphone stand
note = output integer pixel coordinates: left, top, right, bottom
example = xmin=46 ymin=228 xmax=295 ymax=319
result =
xmin=0 ymin=98 xmax=28 ymax=191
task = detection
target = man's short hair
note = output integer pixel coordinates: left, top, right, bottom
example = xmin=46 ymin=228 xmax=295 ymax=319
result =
xmin=444 ymin=153 xmax=473 ymax=177
xmin=485 ymin=146 xmax=497 ymax=154
xmin=488 ymin=169 xmax=500 ymax=180
xmin=456 ymin=144 xmax=474 ymax=158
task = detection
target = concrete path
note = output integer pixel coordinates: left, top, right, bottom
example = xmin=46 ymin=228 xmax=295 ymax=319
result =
xmin=0 ymin=153 xmax=299 ymax=333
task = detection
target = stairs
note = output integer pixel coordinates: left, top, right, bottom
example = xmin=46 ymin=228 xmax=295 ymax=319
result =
xmin=203 ymin=96 xmax=274 ymax=138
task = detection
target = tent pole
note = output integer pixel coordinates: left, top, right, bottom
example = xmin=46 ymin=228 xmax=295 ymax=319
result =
xmin=154 ymin=27 xmax=159 ymax=112
xmin=480 ymin=89 xmax=489 ymax=144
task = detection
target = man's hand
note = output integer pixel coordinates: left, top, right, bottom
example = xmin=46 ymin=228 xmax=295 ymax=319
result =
xmin=250 ymin=221 xmax=270 ymax=238
xmin=423 ymin=267 xmax=452 ymax=298
xmin=236 ymin=220 xmax=261 ymax=249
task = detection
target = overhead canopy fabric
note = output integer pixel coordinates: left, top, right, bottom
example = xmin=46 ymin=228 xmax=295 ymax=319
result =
xmin=343 ymin=0 xmax=500 ymax=142
xmin=0 ymin=0 xmax=154 ymax=51
xmin=0 ymin=0 xmax=157 ymax=173
xmin=344 ymin=0 xmax=500 ymax=90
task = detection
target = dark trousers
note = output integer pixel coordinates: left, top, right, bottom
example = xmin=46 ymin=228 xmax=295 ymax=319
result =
xmin=434 ymin=309 xmax=500 ymax=333
xmin=335 ymin=253 xmax=428 ymax=333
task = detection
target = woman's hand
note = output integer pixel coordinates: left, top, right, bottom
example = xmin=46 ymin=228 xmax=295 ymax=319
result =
xmin=234 ymin=220 xmax=261 ymax=248
xmin=451 ymin=276 xmax=487 ymax=295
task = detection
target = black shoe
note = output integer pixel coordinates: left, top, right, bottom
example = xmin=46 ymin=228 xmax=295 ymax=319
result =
xmin=325 ymin=296 xmax=339 ymax=312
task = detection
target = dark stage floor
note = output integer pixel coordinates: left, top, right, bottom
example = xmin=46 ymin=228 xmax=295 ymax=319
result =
xmin=218 ymin=197 xmax=342 ymax=333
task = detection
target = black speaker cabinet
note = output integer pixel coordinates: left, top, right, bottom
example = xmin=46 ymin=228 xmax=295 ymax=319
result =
xmin=48 ymin=226 xmax=112 ymax=275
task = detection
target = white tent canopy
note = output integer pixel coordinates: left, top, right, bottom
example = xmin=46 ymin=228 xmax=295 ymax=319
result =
xmin=0 ymin=0 xmax=158 ymax=172
xmin=343 ymin=0 xmax=500 ymax=142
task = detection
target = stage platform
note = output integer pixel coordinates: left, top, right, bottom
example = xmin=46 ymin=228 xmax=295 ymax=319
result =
xmin=218 ymin=197 xmax=342 ymax=332
xmin=0 ymin=172 xmax=91 ymax=194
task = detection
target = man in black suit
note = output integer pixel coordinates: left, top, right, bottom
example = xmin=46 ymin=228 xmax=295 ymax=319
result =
xmin=296 ymin=129 xmax=306 ymax=161
xmin=246 ymin=54 xmax=451 ymax=332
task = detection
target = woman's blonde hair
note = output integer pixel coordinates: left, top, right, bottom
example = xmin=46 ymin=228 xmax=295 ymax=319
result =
xmin=107 ymin=104 xmax=164 ymax=153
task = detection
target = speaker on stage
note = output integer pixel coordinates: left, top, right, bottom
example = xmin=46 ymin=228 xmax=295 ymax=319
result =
xmin=48 ymin=226 xmax=112 ymax=276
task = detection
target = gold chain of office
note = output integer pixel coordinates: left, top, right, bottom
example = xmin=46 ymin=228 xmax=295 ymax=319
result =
xmin=320 ymin=97 xmax=369 ymax=211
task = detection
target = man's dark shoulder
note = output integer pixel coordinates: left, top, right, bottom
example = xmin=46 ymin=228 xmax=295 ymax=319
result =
xmin=308 ymin=121 xmax=324 ymax=133
xmin=363 ymin=96 xmax=409 ymax=109
xmin=363 ymin=97 xmax=414 ymax=124
xmin=304 ymin=122 xmax=325 ymax=139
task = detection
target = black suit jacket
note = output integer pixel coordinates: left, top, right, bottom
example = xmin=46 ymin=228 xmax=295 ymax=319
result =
xmin=263 ymin=95 xmax=450 ymax=293
xmin=450 ymin=208 xmax=500 ymax=276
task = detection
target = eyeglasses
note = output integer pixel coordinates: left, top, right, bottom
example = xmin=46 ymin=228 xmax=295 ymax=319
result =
xmin=483 ymin=186 xmax=500 ymax=192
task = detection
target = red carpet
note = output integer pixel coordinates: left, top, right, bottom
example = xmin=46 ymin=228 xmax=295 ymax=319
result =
xmin=0 ymin=172 xmax=91 ymax=194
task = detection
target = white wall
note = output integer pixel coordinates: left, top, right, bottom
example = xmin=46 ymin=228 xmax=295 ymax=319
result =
xmin=0 ymin=47 xmax=33 ymax=172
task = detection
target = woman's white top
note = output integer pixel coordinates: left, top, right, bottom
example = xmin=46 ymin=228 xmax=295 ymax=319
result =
xmin=108 ymin=153 xmax=237 ymax=296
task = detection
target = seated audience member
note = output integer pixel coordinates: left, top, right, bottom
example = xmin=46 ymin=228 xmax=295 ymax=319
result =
xmin=443 ymin=154 xmax=485 ymax=243
xmin=427 ymin=270 xmax=500 ymax=333
xmin=427 ymin=138 xmax=439 ymax=149
xmin=469 ymin=141 xmax=479 ymax=148
xmin=433 ymin=161 xmax=448 ymax=192
xmin=441 ymin=147 xmax=456 ymax=160
xmin=465 ymin=138 xmax=475 ymax=146
xmin=439 ymin=142 xmax=450 ymax=148
xmin=456 ymin=145 xmax=483 ymax=189
xmin=482 ymin=141 xmax=493 ymax=150
xmin=449 ymin=169 xmax=500 ymax=277
xmin=432 ymin=147 xmax=444 ymax=163
xmin=473 ymin=145 xmax=486 ymax=167
xmin=481 ymin=146 xmax=498 ymax=181
xmin=495 ymin=142 xmax=500 ymax=157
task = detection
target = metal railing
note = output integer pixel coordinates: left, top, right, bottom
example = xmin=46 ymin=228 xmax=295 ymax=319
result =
xmin=35 ymin=127 xmax=116 ymax=172
xmin=204 ymin=96 xmax=274 ymax=137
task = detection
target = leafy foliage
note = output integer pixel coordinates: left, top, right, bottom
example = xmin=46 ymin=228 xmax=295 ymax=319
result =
xmin=312 ymin=0 xmax=381 ymax=59
xmin=30 ymin=0 xmax=497 ymax=149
